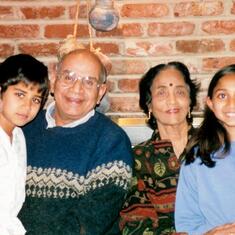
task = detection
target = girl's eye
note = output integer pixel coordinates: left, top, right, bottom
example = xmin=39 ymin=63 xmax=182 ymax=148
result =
xmin=217 ymin=93 xmax=226 ymax=99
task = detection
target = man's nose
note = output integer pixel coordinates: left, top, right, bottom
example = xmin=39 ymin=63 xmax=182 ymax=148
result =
xmin=70 ymin=78 xmax=84 ymax=92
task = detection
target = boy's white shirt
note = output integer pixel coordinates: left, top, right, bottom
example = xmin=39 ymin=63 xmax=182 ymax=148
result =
xmin=0 ymin=126 xmax=26 ymax=235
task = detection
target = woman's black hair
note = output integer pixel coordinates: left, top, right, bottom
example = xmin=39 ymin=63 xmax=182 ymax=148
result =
xmin=185 ymin=64 xmax=235 ymax=167
xmin=139 ymin=61 xmax=199 ymax=130
xmin=0 ymin=53 xmax=49 ymax=108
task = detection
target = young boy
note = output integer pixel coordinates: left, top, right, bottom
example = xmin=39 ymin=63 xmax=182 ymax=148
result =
xmin=0 ymin=54 xmax=49 ymax=235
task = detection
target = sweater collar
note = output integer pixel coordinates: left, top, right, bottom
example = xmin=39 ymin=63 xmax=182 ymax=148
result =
xmin=45 ymin=101 xmax=95 ymax=128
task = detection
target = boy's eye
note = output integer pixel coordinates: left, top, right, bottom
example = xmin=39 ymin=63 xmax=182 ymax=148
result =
xmin=15 ymin=92 xmax=25 ymax=98
xmin=32 ymin=97 xmax=42 ymax=104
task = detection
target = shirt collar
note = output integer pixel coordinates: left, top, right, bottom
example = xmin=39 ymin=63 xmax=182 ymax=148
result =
xmin=45 ymin=101 xmax=95 ymax=128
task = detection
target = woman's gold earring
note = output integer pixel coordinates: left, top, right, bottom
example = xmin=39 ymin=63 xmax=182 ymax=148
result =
xmin=148 ymin=111 xmax=151 ymax=120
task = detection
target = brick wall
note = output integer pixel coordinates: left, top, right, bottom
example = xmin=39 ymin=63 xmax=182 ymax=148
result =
xmin=0 ymin=0 xmax=235 ymax=118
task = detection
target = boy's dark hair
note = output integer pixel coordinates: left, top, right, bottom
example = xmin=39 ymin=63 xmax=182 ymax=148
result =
xmin=0 ymin=53 xmax=49 ymax=108
xmin=139 ymin=61 xmax=199 ymax=130
xmin=185 ymin=64 xmax=235 ymax=167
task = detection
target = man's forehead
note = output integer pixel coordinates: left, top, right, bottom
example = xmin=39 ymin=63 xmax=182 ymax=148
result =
xmin=63 ymin=50 xmax=99 ymax=62
xmin=61 ymin=52 xmax=101 ymax=68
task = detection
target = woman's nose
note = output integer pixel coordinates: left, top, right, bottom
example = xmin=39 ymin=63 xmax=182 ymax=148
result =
xmin=166 ymin=92 xmax=177 ymax=104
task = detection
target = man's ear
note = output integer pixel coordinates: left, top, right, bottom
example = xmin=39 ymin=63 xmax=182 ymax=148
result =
xmin=97 ymin=84 xmax=107 ymax=105
xmin=50 ymin=73 xmax=56 ymax=95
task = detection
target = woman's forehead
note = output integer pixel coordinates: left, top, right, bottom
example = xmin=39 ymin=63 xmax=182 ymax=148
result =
xmin=152 ymin=70 xmax=186 ymax=87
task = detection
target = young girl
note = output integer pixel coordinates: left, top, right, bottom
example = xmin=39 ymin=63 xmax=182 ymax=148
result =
xmin=175 ymin=64 xmax=235 ymax=234
xmin=0 ymin=54 xmax=49 ymax=235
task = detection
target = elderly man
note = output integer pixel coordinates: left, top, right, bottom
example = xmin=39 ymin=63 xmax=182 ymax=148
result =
xmin=19 ymin=49 xmax=133 ymax=235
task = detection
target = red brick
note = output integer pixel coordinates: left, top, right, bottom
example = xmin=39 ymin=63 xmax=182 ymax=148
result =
xmin=20 ymin=6 xmax=65 ymax=19
xmin=118 ymin=79 xmax=139 ymax=93
xmin=230 ymin=39 xmax=235 ymax=51
xmin=69 ymin=4 xmax=87 ymax=19
xmin=203 ymin=57 xmax=235 ymax=71
xmin=126 ymin=41 xmax=173 ymax=56
xmin=122 ymin=23 xmax=144 ymax=37
xmin=91 ymin=43 xmax=119 ymax=55
xmin=0 ymin=44 xmax=14 ymax=57
xmin=176 ymin=39 xmax=224 ymax=53
xmin=0 ymin=25 xmax=39 ymax=38
xmin=109 ymin=97 xmax=140 ymax=112
xmin=231 ymin=2 xmax=235 ymax=14
xmin=148 ymin=22 xmax=195 ymax=36
xmin=202 ymin=20 xmax=235 ymax=34
xmin=111 ymin=60 xmax=148 ymax=75
xmin=96 ymin=26 xmax=123 ymax=37
xmin=121 ymin=3 xmax=168 ymax=18
xmin=76 ymin=43 xmax=118 ymax=56
xmin=18 ymin=42 xmax=59 ymax=56
xmin=44 ymin=24 xmax=89 ymax=38
xmin=97 ymin=23 xmax=143 ymax=37
xmin=0 ymin=6 xmax=14 ymax=19
xmin=174 ymin=1 xmax=223 ymax=17
xmin=126 ymin=42 xmax=150 ymax=56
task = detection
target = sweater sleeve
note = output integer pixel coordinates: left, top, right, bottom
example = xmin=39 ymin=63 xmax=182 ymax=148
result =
xmin=175 ymin=161 xmax=211 ymax=234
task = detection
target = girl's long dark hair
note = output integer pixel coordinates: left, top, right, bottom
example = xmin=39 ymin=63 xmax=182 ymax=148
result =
xmin=185 ymin=64 xmax=235 ymax=167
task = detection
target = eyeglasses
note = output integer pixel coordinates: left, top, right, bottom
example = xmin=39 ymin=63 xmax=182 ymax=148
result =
xmin=58 ymin=70 xmax=100 ymax=89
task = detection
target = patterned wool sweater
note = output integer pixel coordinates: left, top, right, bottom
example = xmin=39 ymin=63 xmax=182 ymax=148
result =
xmin=19 ymin=111 xmax=133 ymax=235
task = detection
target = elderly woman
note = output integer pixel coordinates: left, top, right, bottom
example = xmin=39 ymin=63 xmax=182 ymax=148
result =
xmin=120 ymin=62 xmax=199 ymax=235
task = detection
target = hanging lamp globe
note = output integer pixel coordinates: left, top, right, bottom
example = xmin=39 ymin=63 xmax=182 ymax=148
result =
xmin=89 ymin=0 xmax=119 ymax=32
